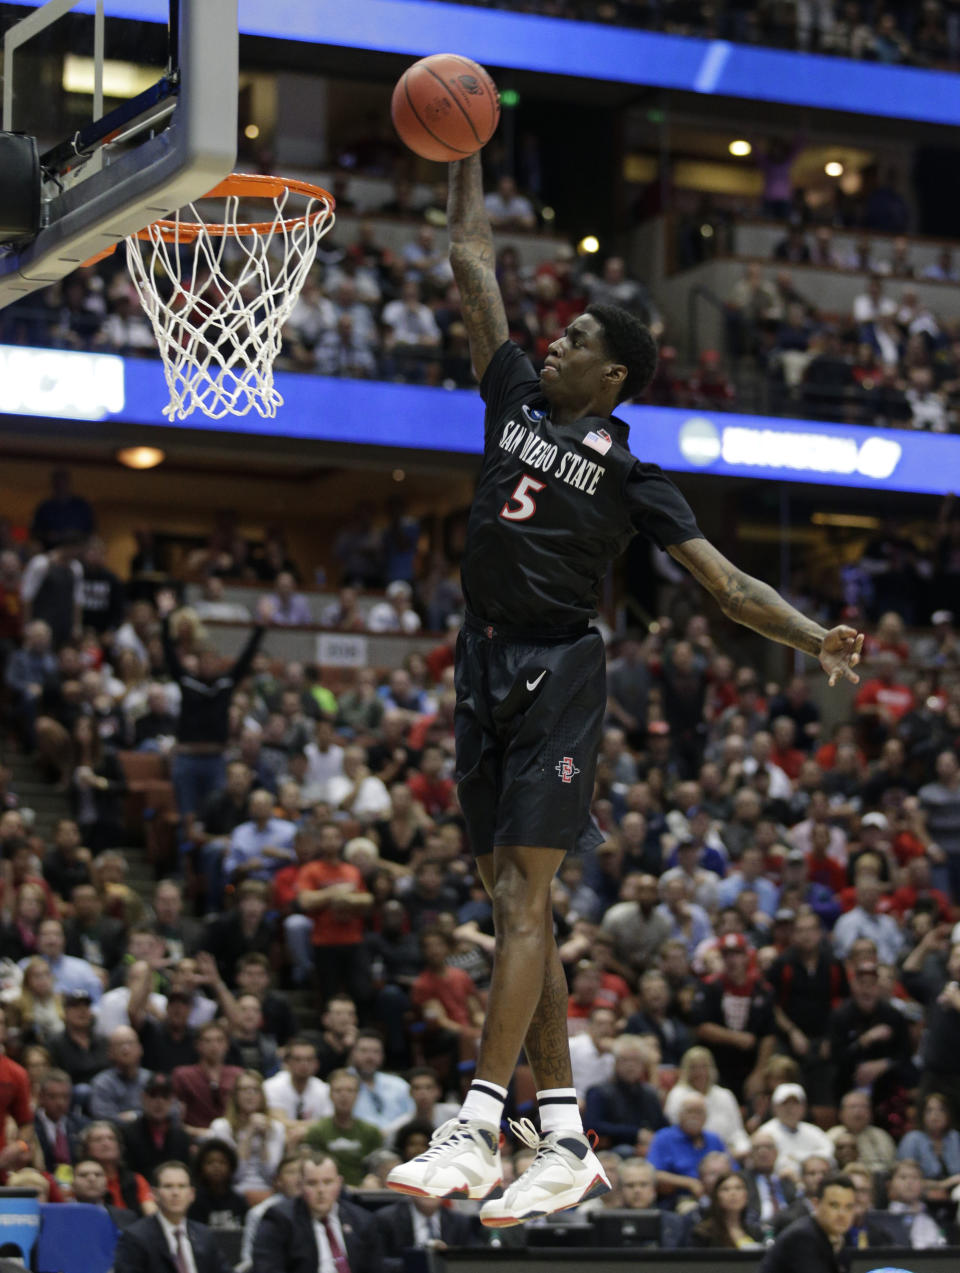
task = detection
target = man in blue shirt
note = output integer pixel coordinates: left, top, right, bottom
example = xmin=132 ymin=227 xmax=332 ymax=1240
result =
xmin=647 ymin=1093 xmax=727 ymax=1206
xmin=24 ymin=918 xmax=103 ymax=1002
xmin=718 ymin=844 xmax=780 ymax=918
xmin=348 ymin=1032 xmax=413 ymax=1133
xmin=224 ymin=789 xmax=296 ymax=885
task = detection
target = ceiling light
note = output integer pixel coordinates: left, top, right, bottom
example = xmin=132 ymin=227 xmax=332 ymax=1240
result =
xmin=116 ymin=446 xmax=165 ymax=470
xmin=729 ymin=139 xmax=752 ymax=157
xmin=63 ymin=55 xmax=158 ymax=100
xmin=244 ymin=123 xmax=260 ymax=140
xmin=578 ymin=235 xmax=600 ymax=255
xmin=825 ymin=161 xmax=844 ymax=177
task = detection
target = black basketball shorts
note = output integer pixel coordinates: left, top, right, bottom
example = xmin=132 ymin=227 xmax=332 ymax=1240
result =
xmin=454 ymin=616 xmax=607 ymax=858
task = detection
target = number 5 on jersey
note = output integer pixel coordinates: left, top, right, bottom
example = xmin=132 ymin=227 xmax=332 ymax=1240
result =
xmin=500 ymin=473 xmax=546 ymax=522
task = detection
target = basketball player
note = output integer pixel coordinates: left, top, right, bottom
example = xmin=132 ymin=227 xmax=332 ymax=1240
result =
xmin=387 ymin=152 xmax=864 ymax=1226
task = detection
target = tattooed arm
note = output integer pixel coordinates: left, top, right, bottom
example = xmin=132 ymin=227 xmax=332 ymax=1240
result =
xmin=668 ymin=538 xmax=864 ymax=686
xmin=447 ymin=153 xmax=509 ymax=381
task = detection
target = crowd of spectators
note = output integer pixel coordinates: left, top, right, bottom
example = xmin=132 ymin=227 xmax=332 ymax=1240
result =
xmin=0 ymin=178 xmax=666 ymax=402
xmin=0 ymin=470 xmax=959 ymax=1269
xmin=427 ymin=0 xmax=960 ymax=68
xmin=726 ymin=237 xmax=960 ymax=430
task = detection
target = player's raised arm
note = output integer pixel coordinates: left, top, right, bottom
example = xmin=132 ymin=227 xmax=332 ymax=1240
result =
xmin=668 ymin=537 xmax=864 ymax=687
xmin=448 ymin=153 xmax=509 ymax=381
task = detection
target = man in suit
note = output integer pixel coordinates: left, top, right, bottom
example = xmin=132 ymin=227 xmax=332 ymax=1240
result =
xmin=72 ymin=1157 xmax=138 ymax=1230
xmin=773 ymin=1153 xmax=832 ymax=1233
xmin=759 ymin=1173 xmax=856 ymax=1273
xmin=376 ymin=1196 xmax=481 ymax=1272
xmin=253 ymin=1150 xmax=382 ymax=1273
xmin=33 ymin=1068 xmax=85 ymax=1173
xmin=113 ymin=1160 xmax=234 ymax=1273
xmin=744 ymin=1129 xmax=797 ymax=1224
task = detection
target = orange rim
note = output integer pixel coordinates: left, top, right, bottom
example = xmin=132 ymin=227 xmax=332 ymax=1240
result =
xmin=79 ymin=173 xmax=335 ymax=266
xmin=133 ymin=172 xmax=336 ymax=243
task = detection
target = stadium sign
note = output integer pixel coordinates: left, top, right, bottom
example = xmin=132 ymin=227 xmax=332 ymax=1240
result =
xmin=6 ymin=0 xmax=960 ymax=127
xmin=0 ymin=344 xmax=954 ymax=496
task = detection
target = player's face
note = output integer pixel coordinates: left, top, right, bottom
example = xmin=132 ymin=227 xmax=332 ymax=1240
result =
xmin=540 ymin=314 xmax=622 ymax=406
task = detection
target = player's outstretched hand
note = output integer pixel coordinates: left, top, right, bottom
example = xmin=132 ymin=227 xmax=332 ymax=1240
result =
xmin=819 ymin=625 xmax=864 ymax=687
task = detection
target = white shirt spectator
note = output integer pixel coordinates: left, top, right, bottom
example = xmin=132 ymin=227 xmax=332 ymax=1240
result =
xmin=303 ymin=740 xmax=345 ymax=798
xmin=95 ymin=984 xmax=168 ymax=1035
xmin=99 ymin=304 xmax=155 ymax=352
xmin=366 ymin=602 xmax=421 ymax=634
xmin=852 ymin=287 xmax=897 ymax=324
xmin=569 ymin=1032 xmax=615 ymax=1098
xmin=741 ymin=755 xmax=793 ymax=800
xmin=263 ymin=1070 xmax=332 ymax=1122
xmin=206 ymin=1115 xmax=287 ymax=1192
xmin=325 ymin=771 xmax=391 ymax=820
xmin=757 ymin=1115 xmax=835 ymax=1176
xmin=382 ymin=297 xmax=441 ymax=348
xmin=285 ymin=287 xmax=336 ymax=347
xmin=315 ymin=325 xmax=378 ymax=378
xmin=665 ymin=1081 xmax=751 ymax=1158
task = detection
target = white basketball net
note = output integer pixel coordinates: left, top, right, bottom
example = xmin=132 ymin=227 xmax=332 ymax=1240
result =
xmin=125 ymin=180 xmax=335 ymax=420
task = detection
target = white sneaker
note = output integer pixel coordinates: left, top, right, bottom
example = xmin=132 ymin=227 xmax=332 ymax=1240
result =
xmin=386 ymin=1118 xmax=502 ymax=1200
xmin=479 ymin=1118 xmax=610 ymax=1227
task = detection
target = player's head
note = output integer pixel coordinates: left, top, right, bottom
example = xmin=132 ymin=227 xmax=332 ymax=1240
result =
xmin=540 ymin=305 xmax=657 ymax=409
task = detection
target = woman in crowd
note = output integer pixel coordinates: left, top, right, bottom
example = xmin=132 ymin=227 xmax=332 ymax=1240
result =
xmin=0 ymin=881 xmax=49 ymax=961
xmin=691 ymin=1172 xmax=764 ymax=1248
xmin=81 ymin=1120 xmax=155 ymax=1216
xmin=11 ymin=956 xmax=64 ymax=1047
xmin=665 ymin=1046 xmax=751 ymax=1158
xmin=21 ymin=1044 xmax=53 ymax=1101
xmin=188 ymin=1138 xmax=249 ymax=1229
xmin=206 ymin=1071 xmax=286 ymax=1204
xmin=898 ymin=1092 xmax=960 ymax=1217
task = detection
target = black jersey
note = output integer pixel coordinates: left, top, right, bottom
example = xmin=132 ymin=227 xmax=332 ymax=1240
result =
xmin=460 ymin=341 xmax=703 ymax=631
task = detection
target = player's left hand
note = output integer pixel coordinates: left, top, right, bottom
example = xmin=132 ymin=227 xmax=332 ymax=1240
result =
xmin=819 ymin=625 xmax=864 ymax=687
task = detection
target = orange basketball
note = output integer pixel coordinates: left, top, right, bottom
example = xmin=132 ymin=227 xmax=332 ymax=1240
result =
xmin=391 ymin=53 xmax=500 ymax=163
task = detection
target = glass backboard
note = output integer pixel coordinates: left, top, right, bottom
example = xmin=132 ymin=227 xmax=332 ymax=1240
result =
xmin=0 ymin=0 xmax=238 ymax=305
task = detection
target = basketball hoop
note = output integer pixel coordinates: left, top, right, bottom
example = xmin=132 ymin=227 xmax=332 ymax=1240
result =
xmin=123 ymin=173 xmax=335 ymax=421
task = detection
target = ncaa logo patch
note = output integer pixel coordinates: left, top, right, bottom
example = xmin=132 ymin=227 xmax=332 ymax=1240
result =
xmin=555 ymin=756 xmax=580 ymax=783
xmin=522 ymin=404 xmax=547 ymax=424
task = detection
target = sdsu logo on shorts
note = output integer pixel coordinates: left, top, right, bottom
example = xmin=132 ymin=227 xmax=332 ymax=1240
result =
xmin=555 ymin=756 xmax=580 ymax=783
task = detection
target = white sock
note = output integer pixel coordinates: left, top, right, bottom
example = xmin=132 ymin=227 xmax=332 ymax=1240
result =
xmin=537 ymin=1087 xmax=583 ymax=1134
xmin=459 ymin=1079 xmax=507 ymax=1127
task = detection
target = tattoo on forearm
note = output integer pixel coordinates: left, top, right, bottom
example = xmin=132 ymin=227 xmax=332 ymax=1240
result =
xmin=523 ymin=942 xmax=573 ymax=1090
xmin=446 ymin=156 xmax=508 ymax=375
xmin=718 ymin=567 xmax=825 ymax=656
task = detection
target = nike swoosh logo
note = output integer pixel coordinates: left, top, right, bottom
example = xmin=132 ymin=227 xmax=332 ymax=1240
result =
xmin=526 ymin=671 xmax=547 ymax=692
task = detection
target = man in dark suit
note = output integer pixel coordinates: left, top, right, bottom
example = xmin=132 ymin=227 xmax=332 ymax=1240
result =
xmin=33 ymin=1068 xmax=86 ymax=1173
xmin=72 ymin=1157 xmax=138 ymax=1230
xmin=772 ymin=1152 xmax=832 ymax=1233
xmin=376 ymin=1196 xmax=481 ymax=1272
xmin=113 ymin=1160 xmax=234 ymax=1273
xmin=744 ymin=1129 xmax=797 ymax=1224
xmin=253 ymin=1150 xmax=382 ymax=1273
xmin=759 ymin=1173 xmax=856 ymax=1273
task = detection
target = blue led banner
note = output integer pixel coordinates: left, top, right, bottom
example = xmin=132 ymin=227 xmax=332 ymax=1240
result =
xmin=5 ymin=0 xmax=960 ymax=126
xmin=1 ymin=344 xmax=957 ymax=495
